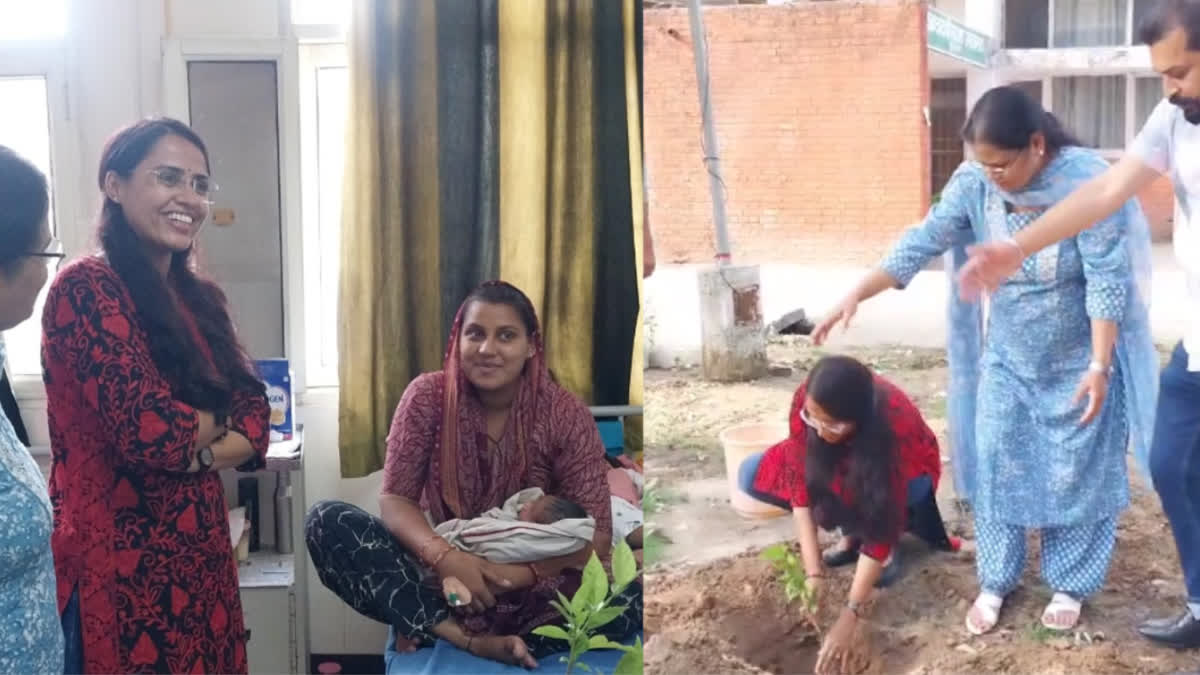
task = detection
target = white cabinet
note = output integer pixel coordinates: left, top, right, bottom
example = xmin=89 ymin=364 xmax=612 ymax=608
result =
xmin=228 ymin=434 xmax=309 ymax=674
xmin=240 ymin=554 xmax=302 ymax=673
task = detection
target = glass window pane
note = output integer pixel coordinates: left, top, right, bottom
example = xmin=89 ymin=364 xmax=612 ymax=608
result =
xmin=1135 ymin=76 xmax=1163 ymax=129
xmin=0 ymin=76 xmax=55 ymax=378
xmin=315 ymin=65 xmax=349 ymax=373
xmin=1133 ymin=0 xmax=1155 ymax=43
xmin=1053 ymin=0 xmax=1128 ymax=47
xmin=1005 ymin=0 xmax=1050 ymax=48
xmin=1052 ymin=76 xmax=1127 ymax=149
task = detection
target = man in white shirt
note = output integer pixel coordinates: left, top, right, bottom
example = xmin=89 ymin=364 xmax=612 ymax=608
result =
xmin=959 ymin=0 xmax=1200 ymax=649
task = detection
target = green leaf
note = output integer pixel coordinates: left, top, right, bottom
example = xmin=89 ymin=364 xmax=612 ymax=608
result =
xmin=614 ymin=640 xmax=644 ymax=675
xmin=572 ymin=553 xmax=609 ymax=615
xmin=588 ymin=634 xmax=626 ymax=650
xmin=583 ymin=604 xmax=629 ymax=631
xmin=760 ymin=544 xmax=788 ymax=562
xmin=550 ymin=599 xmax=572 ymax=619
xmin=532 ymin=625 xmax=571 ymax=642
xmin=612 ymin=539 xmax=639 ymax=589
xmin=577 ymin=663 xmax=593 ymax=673
xmin=785 ymin=552 xmax=798 ymax=567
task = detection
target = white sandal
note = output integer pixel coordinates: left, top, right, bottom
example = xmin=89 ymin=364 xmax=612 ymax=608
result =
xmin=1041 ymin=592 xmax=1082 ymax=631
xmin=965 ymin=592 xmax=1004 ymax=636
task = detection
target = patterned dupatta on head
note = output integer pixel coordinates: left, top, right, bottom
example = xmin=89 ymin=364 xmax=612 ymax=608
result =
xmin=944 ymin=147 xmax=1160 ymax=502
xmin=432 ymin=281 xmax=553 ymax=521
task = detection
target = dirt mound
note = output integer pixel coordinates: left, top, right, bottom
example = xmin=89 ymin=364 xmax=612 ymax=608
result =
xmin=645 ymin=542 xmax=1198 ymax=675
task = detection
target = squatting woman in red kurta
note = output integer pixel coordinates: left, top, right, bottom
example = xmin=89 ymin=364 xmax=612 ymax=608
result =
xmin=41 ymin=118 xmax=270 ymax=674
xmin=738 ymin=355 xmax=959 ymax=674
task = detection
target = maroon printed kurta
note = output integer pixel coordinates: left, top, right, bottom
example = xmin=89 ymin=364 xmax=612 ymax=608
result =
xmin=42 ymin=257 xmax=270 ymax=674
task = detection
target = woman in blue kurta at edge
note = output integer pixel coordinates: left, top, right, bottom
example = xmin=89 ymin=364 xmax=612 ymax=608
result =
xmin=0 ymin=145 xmax=64 ymax=674
xmin=811 ymin=85 xmax=1159 ymax=635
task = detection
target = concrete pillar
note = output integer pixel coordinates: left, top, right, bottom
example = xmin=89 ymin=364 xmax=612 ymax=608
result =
xmin=697 ymin=265 xmax=768 ymax=382
xmin=964 ymin=0 xmax=1003 ymax=112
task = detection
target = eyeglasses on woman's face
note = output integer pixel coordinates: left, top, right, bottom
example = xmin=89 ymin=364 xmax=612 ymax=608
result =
xmin=26 ymin=236 xmax=65 ymax=261
xmin=148 ymin=166 xmax=218 ymax=203
xmin=799 ymin=406 xmax=851 ymax=436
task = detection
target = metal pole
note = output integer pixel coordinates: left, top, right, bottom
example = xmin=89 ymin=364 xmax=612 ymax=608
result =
xmin=686 ymin=0 xmax=732 ymax=265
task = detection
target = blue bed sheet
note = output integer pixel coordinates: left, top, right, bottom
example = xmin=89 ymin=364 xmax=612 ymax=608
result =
xmin=383 ymin=628 xmax=640 ymax=675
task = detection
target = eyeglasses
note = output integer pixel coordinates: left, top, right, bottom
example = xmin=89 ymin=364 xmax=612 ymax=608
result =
xmin=978 ymin=148 xmax=1027 ymax=177
xmin=149 ymin=166 xmax=218 ymax=202
xmin=26 ymin=236 xmax=65 ymax=260
xmin=799 ymin=406 xmax=850 ymax=435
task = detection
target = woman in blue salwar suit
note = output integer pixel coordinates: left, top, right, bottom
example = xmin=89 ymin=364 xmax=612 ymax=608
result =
xmin=811 ymin=85 xmax=1159 ymax=635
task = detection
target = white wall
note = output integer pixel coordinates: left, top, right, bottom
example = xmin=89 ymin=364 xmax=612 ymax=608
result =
xmin=9 ymin=0 xmax=387 ymax=655
xmin=645 ymin=244 xmax=1189 ymax=366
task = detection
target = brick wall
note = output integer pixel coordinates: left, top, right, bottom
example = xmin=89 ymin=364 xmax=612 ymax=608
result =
xmin=644 ymin=2 xmax=930 ymax=266
xmin=644 ymin=3 xmax=1177 ymax=266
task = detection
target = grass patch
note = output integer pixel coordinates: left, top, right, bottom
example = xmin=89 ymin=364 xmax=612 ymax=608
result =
xmin=1026 ymin=621 xmax=1069 ymax=644
xmin=643 ymin=480 xmax=687 ymax=515
xmin=643 ymin=530 xmax=669 ymax=567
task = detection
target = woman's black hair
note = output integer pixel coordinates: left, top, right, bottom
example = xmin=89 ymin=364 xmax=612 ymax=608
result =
xmin=97 ymin=117 xmax=263 ymax=416
xmin=803 ymin=355 xmax=901 ymax=544
xmin=961 ymin=85 xmax=1083 ymax=152
xmin=0 ymin=145 xmax=50 ymax=276
xmin=463 ymin=282 xmax=539 ymax=338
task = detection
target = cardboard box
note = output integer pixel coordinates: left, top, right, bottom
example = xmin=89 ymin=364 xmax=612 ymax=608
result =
xmin=255 ymin=359 xmax=294 ymax=442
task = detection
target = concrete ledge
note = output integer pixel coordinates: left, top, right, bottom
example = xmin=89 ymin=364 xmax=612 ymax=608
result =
xmin=645 ymin=243 xmax=1187 ymax=368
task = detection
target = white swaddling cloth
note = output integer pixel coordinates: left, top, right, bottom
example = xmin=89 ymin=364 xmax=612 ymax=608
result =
xmin=611 ymin=468 xmax=644 ymax=543
xmin=432 ymin=487 xmax=595 ymax=563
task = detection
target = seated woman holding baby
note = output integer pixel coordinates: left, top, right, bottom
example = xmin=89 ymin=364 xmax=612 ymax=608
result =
xmin=305 ymin=281 xmax=641 ymax=668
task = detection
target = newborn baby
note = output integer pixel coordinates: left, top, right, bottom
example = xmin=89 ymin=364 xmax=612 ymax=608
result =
xmin=518 ymin=493 xmax=589 ymax=525
xmin=433 ymin=488 xmax=595 ymax=607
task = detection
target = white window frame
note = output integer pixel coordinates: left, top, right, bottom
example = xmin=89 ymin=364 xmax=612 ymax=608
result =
xmin=161 ymin=37 xmax=310 ymax=395
xmin=2 ymin=43 xmax=82 ymax=401
xmin=296 ymin=42 xmax=347 ymax=389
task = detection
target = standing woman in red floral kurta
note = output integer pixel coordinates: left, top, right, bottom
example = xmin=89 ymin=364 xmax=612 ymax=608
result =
xmin=41 ymin=118 xmax=270 ymax=674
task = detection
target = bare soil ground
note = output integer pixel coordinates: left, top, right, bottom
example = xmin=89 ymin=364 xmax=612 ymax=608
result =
xmin=643 ymin=338 xmax=1199 ymax=675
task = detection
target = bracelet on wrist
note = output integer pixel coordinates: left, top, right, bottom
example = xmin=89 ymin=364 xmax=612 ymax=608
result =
xmin=1087 ymin=360 xmax=1112 ymax=376
xmin=420 ymin=536 xmax=451 ymax=567
xmin=428 ymin=546 xmax=453 ymax=570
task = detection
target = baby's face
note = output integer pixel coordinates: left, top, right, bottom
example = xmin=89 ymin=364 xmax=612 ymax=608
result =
xmin=519 ymin=496 xmax=555 ymax=524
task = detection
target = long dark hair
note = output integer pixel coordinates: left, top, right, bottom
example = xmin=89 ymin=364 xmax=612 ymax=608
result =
xmin=803 ymin=355 xmax=900 ymax=543
xmin=0 ymin=145 xmax=49 ymax=276
xmin=961 ymin=85 xmax=1083 ymax=152
xmin=97 ymin=117 xmax=263 ymax=416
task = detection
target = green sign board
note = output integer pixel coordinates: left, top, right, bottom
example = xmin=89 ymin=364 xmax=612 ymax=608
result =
xmin=927 ymin=7 xmax=990 ymax=68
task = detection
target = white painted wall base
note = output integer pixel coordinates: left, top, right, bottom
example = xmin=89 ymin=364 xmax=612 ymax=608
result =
xmin=645 ymin=243 xmax=1188 ymax=367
